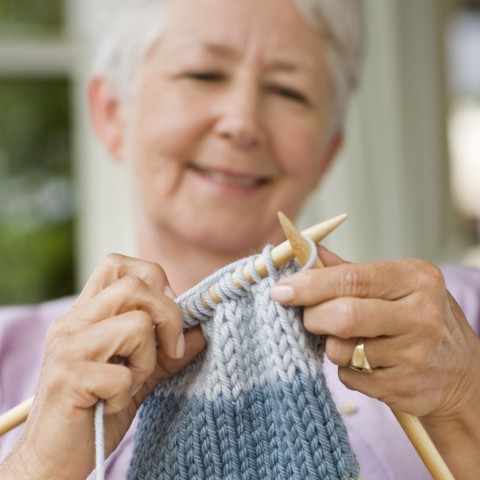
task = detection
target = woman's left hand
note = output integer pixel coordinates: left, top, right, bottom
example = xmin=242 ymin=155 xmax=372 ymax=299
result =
xmin=271 ymin=247 xmax=480 ymax=477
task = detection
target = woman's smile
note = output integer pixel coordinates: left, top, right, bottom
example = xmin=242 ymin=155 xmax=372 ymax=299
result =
xmin=187 ymin=162 xmax=272 ymax=194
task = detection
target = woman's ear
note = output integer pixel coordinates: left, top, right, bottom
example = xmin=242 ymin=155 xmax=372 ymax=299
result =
xmin=88 ymin=77 xmax=124 ymax=161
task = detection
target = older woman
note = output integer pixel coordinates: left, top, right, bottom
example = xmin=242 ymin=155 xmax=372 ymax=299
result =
xmin=1 ymin=0 xmax=480 ymax=478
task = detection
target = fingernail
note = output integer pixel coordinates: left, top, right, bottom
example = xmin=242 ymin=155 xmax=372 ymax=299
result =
xmin=175 ymin=333 xmax=185 ymax=358
xmin=164 ymin=285 xmax=177 ymax=300
xmin=271 ymin=285 xmax=294 ymax=302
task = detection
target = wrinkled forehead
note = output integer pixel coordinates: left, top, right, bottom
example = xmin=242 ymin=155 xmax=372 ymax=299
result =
xmin=144 ymin=0 xmax=328 ymax=74
xmin=93 ymin=0 xmax=364 ymax=117
xmin=162 ymin=0 xmax=318 ymax=38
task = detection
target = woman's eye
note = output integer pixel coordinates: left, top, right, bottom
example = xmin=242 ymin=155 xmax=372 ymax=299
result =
xmin=270 ymin=85 xmax=308 ymax=104
xmin=187 ymin=72 xmax=224 ymax=82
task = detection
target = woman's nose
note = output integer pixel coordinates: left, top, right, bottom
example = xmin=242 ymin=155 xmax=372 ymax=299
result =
xmin=214 ymin=80 xmax=265 ymax=148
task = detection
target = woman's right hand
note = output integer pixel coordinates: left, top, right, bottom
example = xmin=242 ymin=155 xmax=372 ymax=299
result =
xmin=0 ymin=253 xmax=206 ymax=480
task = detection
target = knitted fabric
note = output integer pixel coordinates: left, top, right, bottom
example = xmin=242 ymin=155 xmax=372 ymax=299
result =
xmin=128 ymin=245 xmax=360 ymax=480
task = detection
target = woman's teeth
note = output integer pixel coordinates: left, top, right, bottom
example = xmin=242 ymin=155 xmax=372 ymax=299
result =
xmin=206 ymin=170 xmax=260 ymax=188
xmin=191 ymin=165 xmax=266 ymax=188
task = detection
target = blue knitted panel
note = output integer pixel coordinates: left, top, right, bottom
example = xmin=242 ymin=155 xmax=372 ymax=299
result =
xmin=128 ymin=250 xmax=359 ymax=479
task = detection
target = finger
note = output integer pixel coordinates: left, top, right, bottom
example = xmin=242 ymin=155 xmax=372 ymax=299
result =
xmin=337 ymin=365 xmax=399 ymax=403
xmin=72 ymin=362 xmax=139 ymax=414
xmin=40 ymin=357 xmax=139 ymax=414
xmin=325 ymin=335 xmax=401 ymax=370
xmin=72 ymin=276 xmax=185 ymax=359
xmin=271 ymin=260 xmax=424 ymax=306
xmin=154 ymin=326 xmax=207 ymax=381
xmin=87 ymin=311 xmax=158 ymax=381
xmin=75 ymin=253 xmax=170 ymax=306
xmin=128 ymin=326 xmax=208 ymax=407
xmin=302 ymin=297 xmax=408 ymax=338
xmin=48 ymin=310 xmax=158 ymax=389
xmin=316 ymin=245 xmax=350 ymax=267
xmin=336 ymin=364 xmax=437 ymax=415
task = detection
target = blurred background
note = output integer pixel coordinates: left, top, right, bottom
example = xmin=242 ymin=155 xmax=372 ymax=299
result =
xmin=0 ymin=0 xmax=479 ymax=306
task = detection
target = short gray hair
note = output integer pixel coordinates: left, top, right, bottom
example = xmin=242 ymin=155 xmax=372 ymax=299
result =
xmin=294 ymin=0 xmax=365 ymax=134
xmin=93 ymin=0 xmax=365 ymax=133
xmin=92 ymin=1 xmax=167 ymax=98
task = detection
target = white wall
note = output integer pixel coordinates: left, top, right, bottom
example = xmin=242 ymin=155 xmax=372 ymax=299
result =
xmin=299 ymin=0 xmax=468 ymax=262
xmin=67 ymin=0 xmax=137 ymax=286
xmin=69 ymin=0 xmax=470 ymax=287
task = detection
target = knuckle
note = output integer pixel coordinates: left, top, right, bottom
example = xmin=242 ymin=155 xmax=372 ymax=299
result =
xmin=335 ymin=299 xmax=361 ymax=338
xmin=339 ymin=265 xmax=367 ymax=297
xmin=45 ymin=318 xmax=70 ymax=354
xmin=45 ymin=359 xmax=74 ymax=393
xmin=144 ymin=262 xmax=168 ymax=286
xmin=411 ymin=298 xmax=446 ymax=338
xmin=131 ymin=310 xmax=154 ymax=335
xmin=411 ymin=259 xmax=445 ymax=291
xmin=103 ymin=252 xmax=127 ymax=268
xmin=119 ymin=274 xmax=145 ymax=293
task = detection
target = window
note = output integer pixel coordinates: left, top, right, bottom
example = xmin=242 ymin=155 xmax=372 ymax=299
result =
xmin=0 ymin=1 xmax=76 ymax=305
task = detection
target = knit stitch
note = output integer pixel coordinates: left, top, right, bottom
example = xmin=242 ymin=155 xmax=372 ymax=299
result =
xmin=128 ymin=245 xmax=360 ymax=479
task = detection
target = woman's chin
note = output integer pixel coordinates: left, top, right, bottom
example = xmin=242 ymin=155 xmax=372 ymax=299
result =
xmin=184 ymin=220 xmax=283 ymax=258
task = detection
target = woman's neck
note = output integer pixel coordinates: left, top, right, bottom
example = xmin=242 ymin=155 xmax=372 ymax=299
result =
xmin=136 ymin=227 xmax=249 ymax=296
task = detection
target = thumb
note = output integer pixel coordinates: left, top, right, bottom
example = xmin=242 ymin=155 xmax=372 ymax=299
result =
xmin=133 ymin=326 xmax=207 ymax=404
xmin=317 ymin=244 xmax=351 ymax=267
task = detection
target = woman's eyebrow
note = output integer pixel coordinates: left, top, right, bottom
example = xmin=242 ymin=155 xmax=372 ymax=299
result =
xmin=179 ymin=40 xmax=317 ymax=77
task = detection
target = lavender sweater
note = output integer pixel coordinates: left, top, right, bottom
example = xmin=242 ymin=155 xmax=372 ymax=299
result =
xmin=1 ymin=264 xmax=479 ymax=479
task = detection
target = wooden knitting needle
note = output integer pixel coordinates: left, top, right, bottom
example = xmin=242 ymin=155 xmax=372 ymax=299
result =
xmin=0 ymin=213 xmax=348 ymax=437
xmin=0 ymin=397 xmax=32 ymax=437
xmin=277 ymin=211 xmax=455 ymax=480
xmin=199 ymin=213 xmax=347 ymax=306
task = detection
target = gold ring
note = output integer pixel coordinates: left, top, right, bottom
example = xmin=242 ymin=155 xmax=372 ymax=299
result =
xmin=348 ymin=338 xmax=373 ymax=374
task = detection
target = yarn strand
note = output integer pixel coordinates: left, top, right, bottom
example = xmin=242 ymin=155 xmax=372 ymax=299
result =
xmin=95 ymin=400 xmax=105 ymax=480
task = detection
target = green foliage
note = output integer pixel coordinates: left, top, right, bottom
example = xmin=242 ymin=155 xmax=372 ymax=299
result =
xmin=0 ymin=0 xmax=63 ymax=37
xmin=0 ymin=77 xmax=75 ymax=306
xmin=0 ymin=78 xmax=70 ymax=177
xmin=0 ymin=221 xmax=75 ymax=305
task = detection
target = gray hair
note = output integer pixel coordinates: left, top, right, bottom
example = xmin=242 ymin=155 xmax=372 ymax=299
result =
xmin=93 ymin=0 xmax=365 ymax=133
xmin=294 ymin=0 xmax=365 ymax=134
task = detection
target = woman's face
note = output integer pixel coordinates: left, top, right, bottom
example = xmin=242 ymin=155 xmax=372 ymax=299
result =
xmin=119 ymin=0 xmax=339 ymax=255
